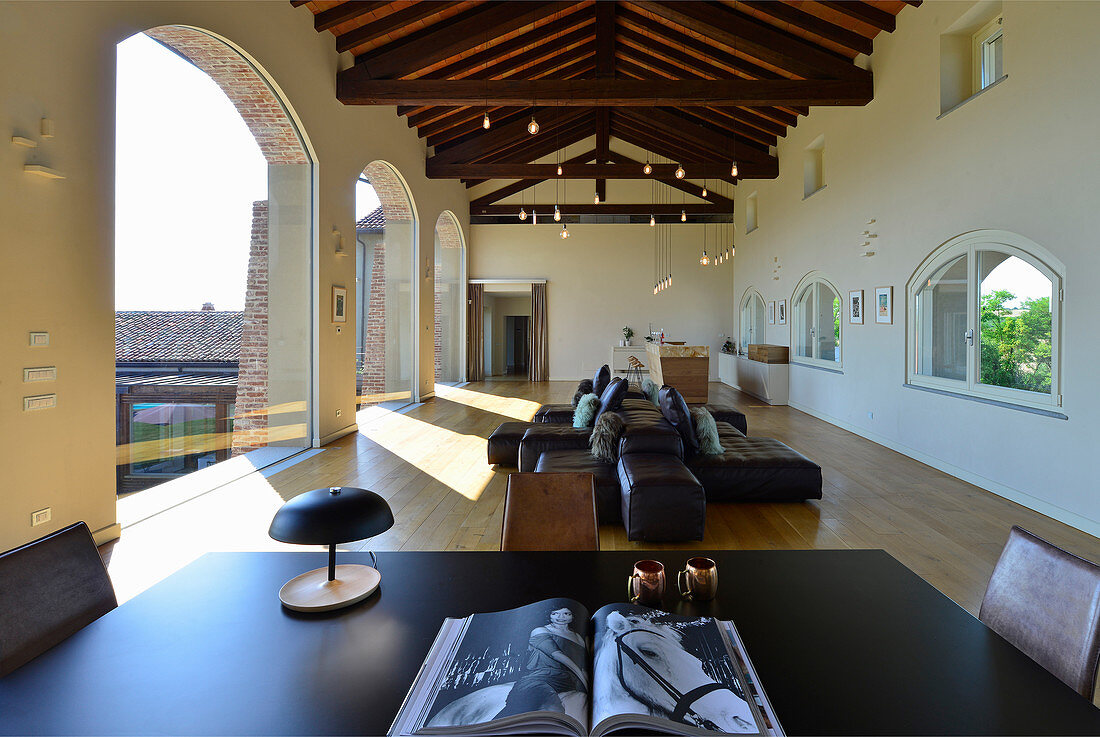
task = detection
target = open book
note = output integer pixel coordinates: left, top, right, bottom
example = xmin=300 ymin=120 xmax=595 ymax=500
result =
xmin=389 ymin=598 xmax=783 ymax=737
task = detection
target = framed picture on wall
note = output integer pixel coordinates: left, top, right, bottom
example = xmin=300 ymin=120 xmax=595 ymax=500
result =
xmin=767 ymin=300 xmax=776 ymax=325
xmin=849 ymin=290 xmax=864 ymax=324
xmin=875 ymin=286 xmax=893 ymax=324
xmin=778 ymin=299 xmax=787 ymax=325
xmin=332 ymin=286 xmax=347 ymax=323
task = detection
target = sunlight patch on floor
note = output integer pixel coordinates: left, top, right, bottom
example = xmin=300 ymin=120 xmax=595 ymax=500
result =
xmin=356 ymin=407 xmax=493 ymax=502
xmin=433 ymin=383 xmax=541 ymax=421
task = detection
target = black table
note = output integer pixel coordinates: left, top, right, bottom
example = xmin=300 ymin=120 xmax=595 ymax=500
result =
xmin=1 ymin=550 xmax=1098 ymax=735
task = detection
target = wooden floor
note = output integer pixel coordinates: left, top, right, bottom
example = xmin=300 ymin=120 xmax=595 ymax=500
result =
xmin=103 ymin=380 xmax=1100 ymax=617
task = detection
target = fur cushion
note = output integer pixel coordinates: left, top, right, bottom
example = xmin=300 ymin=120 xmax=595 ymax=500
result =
xmin=641 ymin=377 xmax=659 ymax=406
xmin=690 ymin=407 xmax=724 ymax=455
xmin=572 ymin=379 xmax=594 ymax=408
xmin=590 ymin=411 xmax=625 ymax=463
xmin=573 ymin=393 xmax=601 ymax=428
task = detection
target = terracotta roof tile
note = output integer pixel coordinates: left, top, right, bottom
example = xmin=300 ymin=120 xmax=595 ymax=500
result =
xmin=356 ymin=205 xmax=386 ymax=232
xmin=116 ymin=311 xmax=242 ymax=363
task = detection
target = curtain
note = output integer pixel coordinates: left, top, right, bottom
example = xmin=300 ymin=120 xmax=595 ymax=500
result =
xmin=466 ymin=283 xmax=484 ymax=382
xmin=529 ymin=283 xmax=548 ymax=382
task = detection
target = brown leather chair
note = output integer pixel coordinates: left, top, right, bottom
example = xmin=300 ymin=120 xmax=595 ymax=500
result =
xmin=979 ymin=526 xmax=1100 ymax=699
xmin=0 ymin=522 xmax=118 ymax=677
xmin=501 ymin=473 xmax=599 ymax=551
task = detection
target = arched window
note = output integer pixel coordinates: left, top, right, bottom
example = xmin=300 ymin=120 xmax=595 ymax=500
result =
xmin=792 ymin=273 xmax=842 ymax=368
xmin=739 ymin=288 xmax=766 ymax=351
xmin=907 ymin=230 xmax=1062 ymax=409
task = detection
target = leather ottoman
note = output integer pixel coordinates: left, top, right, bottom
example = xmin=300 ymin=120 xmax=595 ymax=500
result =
xmin=487 ymin=421 xmax=536 ymax=467
xmin=519 ymin=425 xmax=591 ymax=472
xmin=533 ymin=403 xmax=574 ymax=424
xmin=535 ymin=450 xmax=621 ymax=523
xmin=688 ymin=434 xmax=822 ymax=502
xmin=618 ymin=453 xmax=705 ymax=542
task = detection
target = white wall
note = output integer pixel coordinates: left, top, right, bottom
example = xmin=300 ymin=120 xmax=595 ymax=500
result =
xmin=470 ymin=222 xmax=735 ymax=381
xmin=0 ymin=1 xmax=469 ymax=549
xmin=731 ymin=1 xmax=1100 ymax=535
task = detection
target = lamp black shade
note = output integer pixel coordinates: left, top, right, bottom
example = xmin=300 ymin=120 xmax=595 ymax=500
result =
xmin=269 ymin=487 xmax=394 ymax=545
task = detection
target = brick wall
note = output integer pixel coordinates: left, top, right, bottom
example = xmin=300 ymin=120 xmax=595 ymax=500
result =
xmin=359 ymin=242 xmax=387 ymax=404
xmin=232 ymin=201 xmax=270 ymax=453
xmin=143 ymin=27 xmax=307 ymax=165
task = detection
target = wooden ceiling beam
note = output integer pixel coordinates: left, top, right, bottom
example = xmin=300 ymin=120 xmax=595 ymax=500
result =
xmin=469 ymin=148 xmax=598 ymax=207
xmin=345 ymin=1 xmax=577 ymax=80
xmin=595 ymin=0 xmax=616 ymax=78
xmin=424 ymin=107 xmax=529 ymax=148
xmin=739 ymin=1 xmax=873 ymax=57
xmin=336 ymin=2 xmax=456 ymax=55
xmin=607 ymin=118 xmax=747 ymax=182
xmin=631 ymin=0 xmax=868 ymax=81
xmin=818 ymin=1 xmax=897 ymax=33
xmin=313 ymin=1 xmax=390 ymax=33
xmin=433 ymin=162 xmax=756 ymax=180
xmin=471 ymin=203 xmax=732 ymax=216
xmin=469 ymin=113 xmax=595 ymax=165
xmin=430 ymin=107 xmax=588 ymax=166
xmin=609 ymin=153 xmax=735 ymax=207
xmin=339 ymin=77 xmax=873 ymax=106
xmin=425 ymin=58 xmax=595 ymax=148
xmin=618 ymin=106 xmax=772 ymax=163
xmin=613 ymin=55 xmax=778 ymax=147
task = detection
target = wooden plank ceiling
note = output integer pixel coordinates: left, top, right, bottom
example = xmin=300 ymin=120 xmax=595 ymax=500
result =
xmin=296 ymin=0 xmax=916 ymax=220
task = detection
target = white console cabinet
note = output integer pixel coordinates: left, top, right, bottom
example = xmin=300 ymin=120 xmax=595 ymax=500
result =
xmin=728 ymin=355 xmax=789 ymax=405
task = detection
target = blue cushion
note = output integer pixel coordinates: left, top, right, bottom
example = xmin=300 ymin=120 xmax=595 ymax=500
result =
xmin=641 ymin=377 xmax=659 ymax=406
xmin=593 ymin=365 xmax=611 ymax=396
xmin=659 ymin=385 xmax=698 ymax=456
xmin=573 ymin=393 xmax=601 ymax=428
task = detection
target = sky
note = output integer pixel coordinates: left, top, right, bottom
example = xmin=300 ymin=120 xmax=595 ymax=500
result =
xmin=115 ymin=34 xmax=268 ymax=311
xmin=982 ymin=256 xmax=1051 ymax=308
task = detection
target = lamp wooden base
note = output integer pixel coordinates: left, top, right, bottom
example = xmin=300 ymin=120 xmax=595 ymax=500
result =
xmin=278 ymin=564 xmax=381 ymax=612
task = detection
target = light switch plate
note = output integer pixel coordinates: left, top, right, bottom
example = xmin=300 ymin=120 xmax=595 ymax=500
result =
xmin=23 ymin=394 xmax=57 ymax=411
xmin=31 ymin=507 xmax=51 ymax=526
xmin=29 ymin=332 xmax=49 ymax=347
xmin=24 ymin=366 xmax=57 ymax=382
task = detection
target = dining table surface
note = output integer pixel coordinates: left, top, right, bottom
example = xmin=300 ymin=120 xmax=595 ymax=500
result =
xmin=2 ymin=549 xmax=1099 ymax=735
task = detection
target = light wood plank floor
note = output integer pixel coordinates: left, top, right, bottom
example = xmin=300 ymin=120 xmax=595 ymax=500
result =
xmin=103 ymin=380 xmax=1100 ymax=617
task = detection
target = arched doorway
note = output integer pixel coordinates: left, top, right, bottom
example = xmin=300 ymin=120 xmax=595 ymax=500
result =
xmin=434 ymin=211 xmax=465 ymax=386
xmin=355 ymin=161 xmax=418 ymax=409
xmin=114 ymin=26 xmax=314 ymax=497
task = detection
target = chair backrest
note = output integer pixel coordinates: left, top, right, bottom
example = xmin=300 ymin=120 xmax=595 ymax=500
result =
xmin=979 ymin=525 xmax=1100 ymax=698
xmin=502 ymin=473 xmax=599 ymax=551
xmin=0 ymin=522 xmax=117 ymax=677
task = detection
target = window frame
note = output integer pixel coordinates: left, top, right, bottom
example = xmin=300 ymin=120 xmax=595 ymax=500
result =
xmin=790 ymin=272 xmax=843 ymax=371
xmin=739 ymin=288 xmax=766 ymax=352
xmin=973 ymin=16 xmax=1004 ymax=91
xmin=906 ymin=230 xmax=1063 ymax=410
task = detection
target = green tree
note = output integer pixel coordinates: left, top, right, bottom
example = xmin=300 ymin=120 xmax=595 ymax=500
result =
xmin=979 ymin=289 xmax=1051 ymax=393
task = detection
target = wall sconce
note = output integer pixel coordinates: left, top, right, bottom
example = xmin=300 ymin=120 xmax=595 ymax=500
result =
xmin=332 ymin=226 xmax=347 ymax=256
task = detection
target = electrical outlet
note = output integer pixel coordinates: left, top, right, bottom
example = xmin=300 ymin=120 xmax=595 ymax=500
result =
xmin=336 ymin=409 xmax=342 ymax=418
xmin=31 ymin=507 xmax=51 ymax=526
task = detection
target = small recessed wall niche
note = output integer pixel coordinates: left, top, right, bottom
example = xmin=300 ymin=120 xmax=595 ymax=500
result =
xmin=803 ymin=135 xmax=825 ymax=199
xmin=746 ymin=191 xmax=759 ymax=233
xmin=939 ymin=0 xmax=1004 ymax=114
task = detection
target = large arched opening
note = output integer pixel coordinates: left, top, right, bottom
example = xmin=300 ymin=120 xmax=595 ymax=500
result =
xmin=114 ymin=26 xmax=314 ymax=499
xmin=434 ymin=211 xmax=466 ymax=387
xmin=355 ymin=160 xmax=418 ymax=410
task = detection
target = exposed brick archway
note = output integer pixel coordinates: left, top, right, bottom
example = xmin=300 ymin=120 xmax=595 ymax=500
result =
xmin=358 ymin=161 xmax=417 ymax=405
xmin=129 ymin=26 xmax=312 ymax=455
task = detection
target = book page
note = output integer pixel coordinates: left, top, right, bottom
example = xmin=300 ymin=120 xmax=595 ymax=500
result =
xmin=413 ymin=598 xmax=591 ymax=735
xmin=589 ymin=604 xmax=762 ymax=735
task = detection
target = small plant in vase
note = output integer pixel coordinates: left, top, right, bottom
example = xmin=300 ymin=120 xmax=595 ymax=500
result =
xmin=622 ymin=326 xmax=635 ymax=347
xmin=722 ymin=339 xmax=735 ymax=354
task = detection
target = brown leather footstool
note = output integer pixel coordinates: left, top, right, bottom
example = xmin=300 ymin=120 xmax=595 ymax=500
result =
xmin=501 ymin=473 xmax=599 ymax=551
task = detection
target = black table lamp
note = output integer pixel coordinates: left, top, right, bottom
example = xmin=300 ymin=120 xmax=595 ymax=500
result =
xmin=268 ymin=486 xmax=394 ymax=612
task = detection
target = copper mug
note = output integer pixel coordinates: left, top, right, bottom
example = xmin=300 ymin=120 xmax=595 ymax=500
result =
xmin=677 ymin=557 xmax=718 ymax=601
xmin=627 ymin=560 xmax=666 ymax=606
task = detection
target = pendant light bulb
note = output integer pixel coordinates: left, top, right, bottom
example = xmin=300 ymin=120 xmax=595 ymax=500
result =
xmin=560 ymin=224 xmax=570 ymax=239
xmin=730 ymin=161 xmax=739 ymax=177
xmin=675 ymin=164 xmax=685 ymax=179
xmin=643 ymin=160 xmax=652 ymax=175
xmin=519 ymin=207 xmax=527 ymax=221
xmin=482 ymin=112 xmax=491 ymax=129
xmin=681 ymin=210 xmax=687 ymax=222
xmin=553 ymin=205 xmax=561 ymax=222
xmin=702 ymin=185 xmax=708 ymax=197
xmin=557 ymin=164 xmax=563 ymax=176
xmin=649 ymin=214 xmax=656 ymax=227
xmin=730 ymin=245 xmax=735 ymax=257
xmin=527 ymin=116 xmax=539 ymax=135
xmin=700 ymin=250 xmax=709 ymax=266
